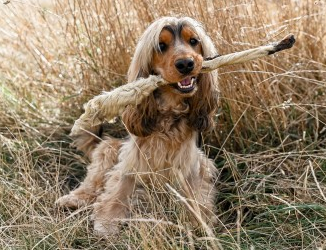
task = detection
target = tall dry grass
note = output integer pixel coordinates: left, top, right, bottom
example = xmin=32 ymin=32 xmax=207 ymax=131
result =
xmin=1 ymin=0 xmax=326 ymax=249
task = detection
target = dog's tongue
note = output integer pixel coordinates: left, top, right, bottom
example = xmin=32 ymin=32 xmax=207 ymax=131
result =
xmin=180 ymin=77 xmax=191 ymax=86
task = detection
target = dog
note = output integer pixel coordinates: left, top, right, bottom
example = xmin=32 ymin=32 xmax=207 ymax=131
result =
xmin=56 ymin=16 xmax=219 ymax=236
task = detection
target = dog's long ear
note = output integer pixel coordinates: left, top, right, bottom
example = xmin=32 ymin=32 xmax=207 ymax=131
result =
xmin=122 ymin=68 xmax=159 ymax=137
xmin=184 ymin=18 xmax=219 ymax=133
xmin=122 ymin=18 xmax=168 ymax=137
xmin=122 ymin=91 xmax=158 ymax=137
xmin=187 ymin=72 xmax=219 ymax=133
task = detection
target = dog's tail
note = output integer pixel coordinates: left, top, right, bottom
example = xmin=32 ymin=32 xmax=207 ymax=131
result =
xmin=70 ymin=124 xmax=103 ymax=159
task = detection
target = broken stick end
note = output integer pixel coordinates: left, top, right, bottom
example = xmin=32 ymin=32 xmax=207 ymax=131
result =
xmin=268 ymin=34 xmax=296 ymax=55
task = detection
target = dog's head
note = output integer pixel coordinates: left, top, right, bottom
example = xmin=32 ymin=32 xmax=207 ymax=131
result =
xmin=124 ymin=17 xmax=219 ymax=137
xmin=152 ymin=22 xmax=203 ymax=95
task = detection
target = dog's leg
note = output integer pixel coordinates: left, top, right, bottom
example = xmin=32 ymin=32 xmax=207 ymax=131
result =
xmin=56 ymin=137 xmax=122 ymax=208
xmin=93 ymin=174 xmax=135 ymax=236
xmin=196 ymin=155 xmax=217 ymax=225
xmin=181 ymin=154 xmax=217 ymax=227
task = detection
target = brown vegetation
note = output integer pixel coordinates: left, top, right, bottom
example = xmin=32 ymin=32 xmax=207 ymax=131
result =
xmin=0 ymin=0 xmax=325 ymax=249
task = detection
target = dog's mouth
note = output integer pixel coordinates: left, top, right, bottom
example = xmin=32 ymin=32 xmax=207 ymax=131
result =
xmin=171 ymin=76 xmax=197 ymax=93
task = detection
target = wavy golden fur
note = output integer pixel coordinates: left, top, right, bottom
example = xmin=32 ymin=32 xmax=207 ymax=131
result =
xmin=56 ymin=16 xmax=219 ymax=236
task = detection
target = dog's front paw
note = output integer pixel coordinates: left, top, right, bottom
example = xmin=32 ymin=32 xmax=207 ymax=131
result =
xmin=55 ymin=193 xmax=88 ymax=208
xmin=94 ymin=219 xmax=120 ymax=237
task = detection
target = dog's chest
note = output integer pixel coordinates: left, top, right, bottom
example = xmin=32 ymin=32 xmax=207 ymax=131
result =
xmin=119 ymin=132 xmax=199 ymax=180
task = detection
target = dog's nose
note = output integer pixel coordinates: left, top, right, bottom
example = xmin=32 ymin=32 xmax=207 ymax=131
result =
xmin=175 ymin=58 xmax=194 ymax=74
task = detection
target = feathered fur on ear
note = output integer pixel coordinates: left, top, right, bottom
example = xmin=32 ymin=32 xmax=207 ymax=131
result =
xmin=122 ymin=91 xmax=158 ymax=137
xmin=122 ymin=17 xmax=167 ymax=137
xmin=184 ymin=17 xmax=219 ymax=133
xmin=187 ymin=72 xmax=219 ymax=133
xmin=123 ymin=62 xmax=159 ymax=137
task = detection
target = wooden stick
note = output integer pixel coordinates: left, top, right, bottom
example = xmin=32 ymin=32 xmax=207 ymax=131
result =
xmin=70 ymin=75 xmax=166 ymax=136
xmin=70 ymin=34 xmax=295 ymax=136
xmin=201 ymin=34 xmax=295 ymax=72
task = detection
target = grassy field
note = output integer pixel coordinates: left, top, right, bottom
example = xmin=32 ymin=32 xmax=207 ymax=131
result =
xmin=1 ymin=0 xmax=326 ymax=249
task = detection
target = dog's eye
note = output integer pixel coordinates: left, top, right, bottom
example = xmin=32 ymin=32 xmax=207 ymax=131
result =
xmin=189 ymin=38 xmax=199 ymax=46
xmin=159 ymin=42 xmax=168 ymax=52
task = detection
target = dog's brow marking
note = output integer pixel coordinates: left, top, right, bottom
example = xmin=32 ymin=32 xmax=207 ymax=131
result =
xmin=163 ymin=25 xmax=176 ymax=38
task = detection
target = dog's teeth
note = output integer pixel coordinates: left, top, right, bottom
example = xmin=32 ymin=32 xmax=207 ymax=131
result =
xmin=177 ymin=79 xmax=195 ymax=89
